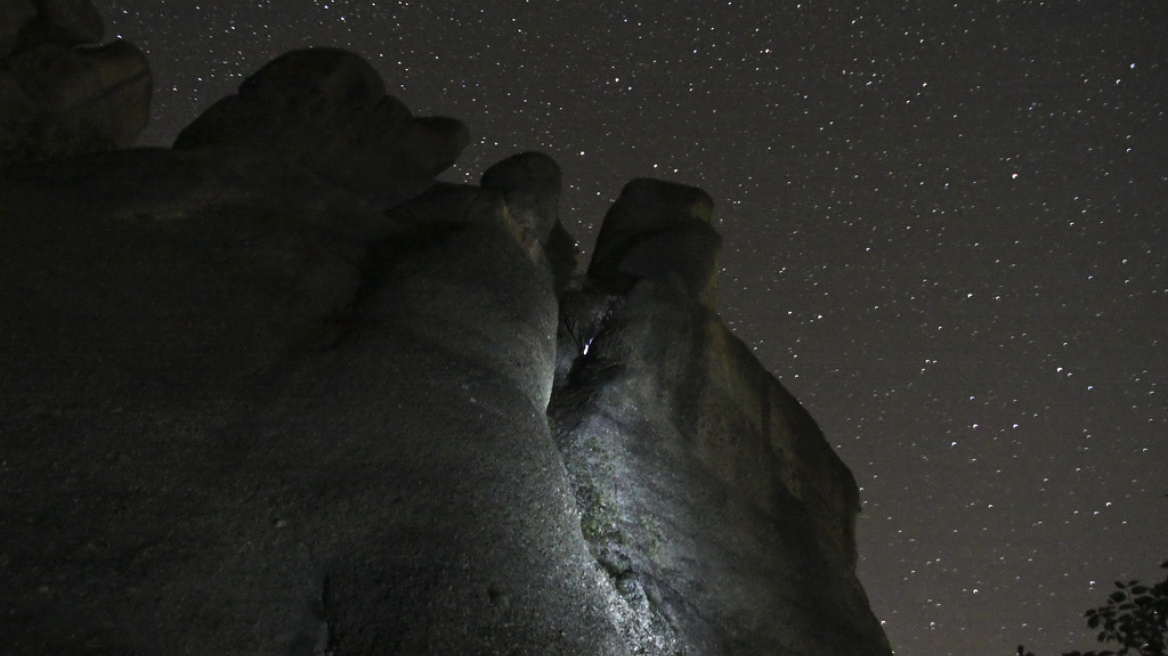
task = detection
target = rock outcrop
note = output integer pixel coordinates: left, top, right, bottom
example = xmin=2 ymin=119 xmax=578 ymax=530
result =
xmin=0 ymin=0 xmax=150 ymax=164
xmin=0 ymin=42 xmax=891 ymax=656
xmin=173 ymin=48 xmax=470 ymax=209
xmin=552 ymin=180 xmax=885 ymax=654
xmin=586 ymin=178 xmax=722 ymax=306
xmin=480 ymin=151 xmax=579 ymax=294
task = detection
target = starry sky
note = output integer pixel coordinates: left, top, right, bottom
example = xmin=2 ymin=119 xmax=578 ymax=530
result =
xmin=93 ymin=1 xmax=1166 ymax=654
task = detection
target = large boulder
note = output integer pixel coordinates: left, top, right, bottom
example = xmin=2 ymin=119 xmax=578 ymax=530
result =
xmin=549 ymin=181 xmax=891 ymax=655
xmin=480 ymin=151 xmax=578 ymax=293
xmin=0 ymin=47 xmax=891 ymax=656
xmin=481 ymin=150 xmax=563 ymax=243
xmin=0 ymin=41 xmax=149 ymax=164
xmin=0 ymin=0 xmax=144 ymax=164
xmin=174 ymin=48 xmax=470 ymax=208
xmin=587 ymin=178 xmax=722 ymax=306
xmin=0 ymin=143 xmax=641 ymax=655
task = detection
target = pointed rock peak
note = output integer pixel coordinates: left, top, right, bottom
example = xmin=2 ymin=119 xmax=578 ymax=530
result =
xmin=480 ymin=151 xmax=562 ymax=244
xmin=587 ymin=178 xmax=721 ymax=305
xmin=174 ymin=48 xmax=470 ymax=209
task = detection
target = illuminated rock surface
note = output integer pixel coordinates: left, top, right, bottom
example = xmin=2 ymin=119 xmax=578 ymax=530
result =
xmin=553 ymin=180 xmax=888 ymax=654
xmin=0 ymin=45 xmax=891 ymax=655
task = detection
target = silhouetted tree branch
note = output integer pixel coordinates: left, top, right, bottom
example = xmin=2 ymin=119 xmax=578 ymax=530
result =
xmin=1019 ymin=560 xmax=1168 ymax=656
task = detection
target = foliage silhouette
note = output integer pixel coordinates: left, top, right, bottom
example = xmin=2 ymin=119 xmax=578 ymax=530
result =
xmin=1018 ymin=560 xmax=1168 ymax=656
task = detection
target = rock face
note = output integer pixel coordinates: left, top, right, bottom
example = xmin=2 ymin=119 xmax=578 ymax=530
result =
xmin=174 ymin=48 xmax=470 ymax=209
xmin=587 ymin=178 xmax=722 ymax=306
xmin=0 ymin=142 xmax=626 ymax=656
xmin=552 ymin=180 xmax=886 ymax=654
xmin=0 ymin=45 xmax=891 ymax=656
xmin=480 ymin=151 xmax=579 ymax=294
xmin=0 ymin=0 xmax=150 ymax=164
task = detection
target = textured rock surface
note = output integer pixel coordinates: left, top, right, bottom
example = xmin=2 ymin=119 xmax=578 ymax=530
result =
xmin=480 ymin=151 xmax=578 ymax=294
xmin=174 ymin=48 xmax=470 ymax=209
xmin=481 ymin=150 xmax=563 ymax=243
xmin=0 ymin=145 xmax=635 ymax=655
xmin=0 ymin=45 xmax=891 ymax=655
xmin=587 ymin=178 xmax=722 ymax=306
xmin=0 ymin=0 xmax=37 ymax=57
xmin=550 ymin=179 xmax=889 ymax=655
xmin=0 ymin=0 xmax=147 ymax=163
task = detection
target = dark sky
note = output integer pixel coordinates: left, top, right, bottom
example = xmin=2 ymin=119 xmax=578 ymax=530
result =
xmin=93 ymin=1 xmax=1167 ymax=654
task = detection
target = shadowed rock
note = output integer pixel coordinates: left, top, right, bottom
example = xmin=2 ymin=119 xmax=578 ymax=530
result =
xmin=481 ymin=150 xmax=563 ymax=243
xmin=174 ymin=47 xmax=470 ymax=208
xmin=0 ymin=0 xmax=37 ymax=57
xmin=1 ymin=0 xmax=104 ymax=55
xmin=28 ymin=0 xmax=105 ymax=46
xmin=480 ymin=151 xmax=578 ymax=293
xmin=0 ymin=42 xmax=892 ymax=656
xmin=587 ymin=178 xmax=722 ymax=306
xmin=0 ymin=143 xmax=641 ymax=655
xmin=0 ymin=0 xmax=148 ymax=164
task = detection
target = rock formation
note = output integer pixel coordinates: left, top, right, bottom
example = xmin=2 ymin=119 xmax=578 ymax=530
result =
xmin=553 ymin=179 xmax=883 ymax=653
xmin=0 ymin=40 xmax=892 ymax=656
xmin=173 ymin=48 xmax=468 ymax=210
xmin=0 ymin=0 xmax=150 ymax=164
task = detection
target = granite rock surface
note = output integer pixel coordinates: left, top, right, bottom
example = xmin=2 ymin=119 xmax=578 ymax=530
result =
xmin=551 ymin=179 xmax=888 ymax=655
xmin=0 ymin=43 xmax=891 ymax=656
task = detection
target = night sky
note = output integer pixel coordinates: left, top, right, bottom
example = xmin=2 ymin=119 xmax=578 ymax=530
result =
xmin=93 ymin=2 xmax=1166 ymax=654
